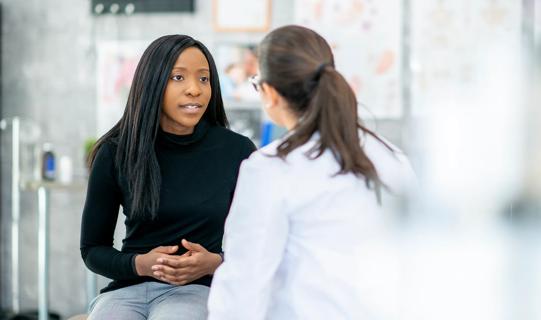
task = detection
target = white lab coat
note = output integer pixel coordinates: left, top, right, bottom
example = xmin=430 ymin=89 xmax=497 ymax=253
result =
xmin=207 ymin=131 xmax=416 ymax=320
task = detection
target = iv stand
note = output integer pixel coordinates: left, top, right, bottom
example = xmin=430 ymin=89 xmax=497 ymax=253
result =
xmin=0 ymin=117 xmax=21 ymax=314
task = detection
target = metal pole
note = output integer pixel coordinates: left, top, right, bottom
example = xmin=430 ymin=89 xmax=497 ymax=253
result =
xmin=401 ymin=0 xmax=412 ymax=150
xmin=85 ymin=269 xmax=97 ymax=306
xmin=38 ymin=186 xmax=49 ymax=320
xmin=11 ymin=117 xmax=20 ymax=313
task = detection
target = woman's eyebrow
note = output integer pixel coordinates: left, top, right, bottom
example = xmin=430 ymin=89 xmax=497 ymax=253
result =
xmin=171 ymin=66 xmax=210 ymax=72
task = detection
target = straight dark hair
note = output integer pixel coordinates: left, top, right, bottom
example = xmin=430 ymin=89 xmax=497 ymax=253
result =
xmin=88 ymin=35 xmax=228 ymax=220
xmin=258 ymin=25 xmax=392 ymax=201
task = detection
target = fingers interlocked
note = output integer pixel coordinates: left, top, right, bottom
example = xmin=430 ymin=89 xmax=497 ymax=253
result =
xmin=152 ymin=255 xmax=202 ymax=286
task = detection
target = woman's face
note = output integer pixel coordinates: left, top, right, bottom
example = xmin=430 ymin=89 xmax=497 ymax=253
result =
xmin=161 ymin=47 xmax=211 ymax=135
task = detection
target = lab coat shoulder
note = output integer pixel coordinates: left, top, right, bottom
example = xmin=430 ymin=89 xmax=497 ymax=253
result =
xmin=239 ymin=139 xmax=292 ymax=178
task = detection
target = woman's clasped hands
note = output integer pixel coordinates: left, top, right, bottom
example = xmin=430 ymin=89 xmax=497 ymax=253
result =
xmin=135 ymin=239 xmax=222 ymax=286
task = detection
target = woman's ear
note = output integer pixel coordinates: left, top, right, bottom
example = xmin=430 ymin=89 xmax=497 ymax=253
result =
xmin=261 ymin=83 xmax=281 ymax=109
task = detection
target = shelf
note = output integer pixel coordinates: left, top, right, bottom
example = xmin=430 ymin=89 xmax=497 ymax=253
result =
xmin=20 ymin=179 xmax=87 ymax=192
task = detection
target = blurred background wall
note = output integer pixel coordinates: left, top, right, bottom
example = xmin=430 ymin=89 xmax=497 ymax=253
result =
xmin=0 ymin=0 xmax=539 ymax=319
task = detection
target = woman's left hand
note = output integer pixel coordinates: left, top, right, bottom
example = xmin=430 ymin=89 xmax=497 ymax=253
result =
xmin=151 ymin=239 xmax=222 ymax=286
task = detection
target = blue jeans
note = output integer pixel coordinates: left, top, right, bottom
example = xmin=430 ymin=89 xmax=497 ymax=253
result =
xmin=87 ymin=282 xmax=209 ymax=320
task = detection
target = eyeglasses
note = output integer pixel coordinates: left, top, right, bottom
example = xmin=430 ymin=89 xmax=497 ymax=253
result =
xmin=249 ymin=75 xmax=262 ymax=92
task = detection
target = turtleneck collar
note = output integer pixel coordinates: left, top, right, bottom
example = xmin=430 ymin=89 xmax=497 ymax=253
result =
xmin=157 ymin=119 xmax=210 ymax=147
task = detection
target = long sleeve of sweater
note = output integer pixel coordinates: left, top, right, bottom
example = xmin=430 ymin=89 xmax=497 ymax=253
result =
xmin=80 ymin=143 xmax=139 ymax=280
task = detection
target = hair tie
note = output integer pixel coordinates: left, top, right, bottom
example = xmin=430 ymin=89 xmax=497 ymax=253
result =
xmin=314 ymin=62 xmax=331 ymax=81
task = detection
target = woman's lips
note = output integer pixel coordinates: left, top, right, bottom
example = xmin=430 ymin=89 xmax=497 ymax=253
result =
xmin=178 ymin=103 xmax=203 ymax=114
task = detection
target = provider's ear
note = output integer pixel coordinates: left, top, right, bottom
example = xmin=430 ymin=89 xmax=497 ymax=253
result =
xmin=261 ymin=83 xmax=282 ymax=109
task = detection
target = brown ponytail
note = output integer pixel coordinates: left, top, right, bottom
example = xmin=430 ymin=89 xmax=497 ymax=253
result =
xmin=258 ymin=25 xmax=392 ymax=201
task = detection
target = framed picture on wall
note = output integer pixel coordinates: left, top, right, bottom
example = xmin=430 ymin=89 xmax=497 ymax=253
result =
xmin=295 ymin=0 xmax=403 ymax=119
xmin=96 ymin=41 xmax=147 ymax=136
xmin=213 ymin=0 xmax=272 ymax=32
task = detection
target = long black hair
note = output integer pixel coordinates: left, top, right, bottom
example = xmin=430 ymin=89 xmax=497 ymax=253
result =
xmin=258 ymin=25 xmax=392 ymax=201
xmin=89 ymin=35 xmax=228 ymax=220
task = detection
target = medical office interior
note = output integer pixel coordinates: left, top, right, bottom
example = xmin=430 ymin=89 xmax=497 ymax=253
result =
xmin=0 ymin=0 xmax=540 ymax=319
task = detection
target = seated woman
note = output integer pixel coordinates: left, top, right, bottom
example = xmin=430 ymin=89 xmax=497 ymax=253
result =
xmin=207 ymin=25 xmax=416 ymax=319
xmin=80 ymin=35 xmax=256 ymax=320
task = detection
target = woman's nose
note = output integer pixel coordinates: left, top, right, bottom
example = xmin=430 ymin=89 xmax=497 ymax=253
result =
xmin=184 ymin=78 xmax=202 ymax=97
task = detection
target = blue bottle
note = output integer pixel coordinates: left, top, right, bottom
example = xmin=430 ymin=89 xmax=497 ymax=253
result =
xmin=42 ymin=143 xmax=56 ymax=181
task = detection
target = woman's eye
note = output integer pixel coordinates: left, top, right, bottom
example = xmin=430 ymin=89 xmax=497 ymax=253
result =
xmin=171 ymin=75 xmax=184 ymax=81
xmin=200 ymin=76 xmax=209 ymax=83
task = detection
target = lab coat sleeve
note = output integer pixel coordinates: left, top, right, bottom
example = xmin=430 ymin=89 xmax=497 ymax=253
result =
xmin=207 ymin=155 xmax=289 ymax=320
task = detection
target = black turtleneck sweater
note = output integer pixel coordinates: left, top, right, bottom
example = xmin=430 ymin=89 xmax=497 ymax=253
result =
xmin=80 ymin=121 xmax=256 ymax=293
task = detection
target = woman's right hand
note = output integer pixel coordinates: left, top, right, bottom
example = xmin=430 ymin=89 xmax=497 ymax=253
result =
xmin=134 ymin=245 xmax=181 ymax=278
